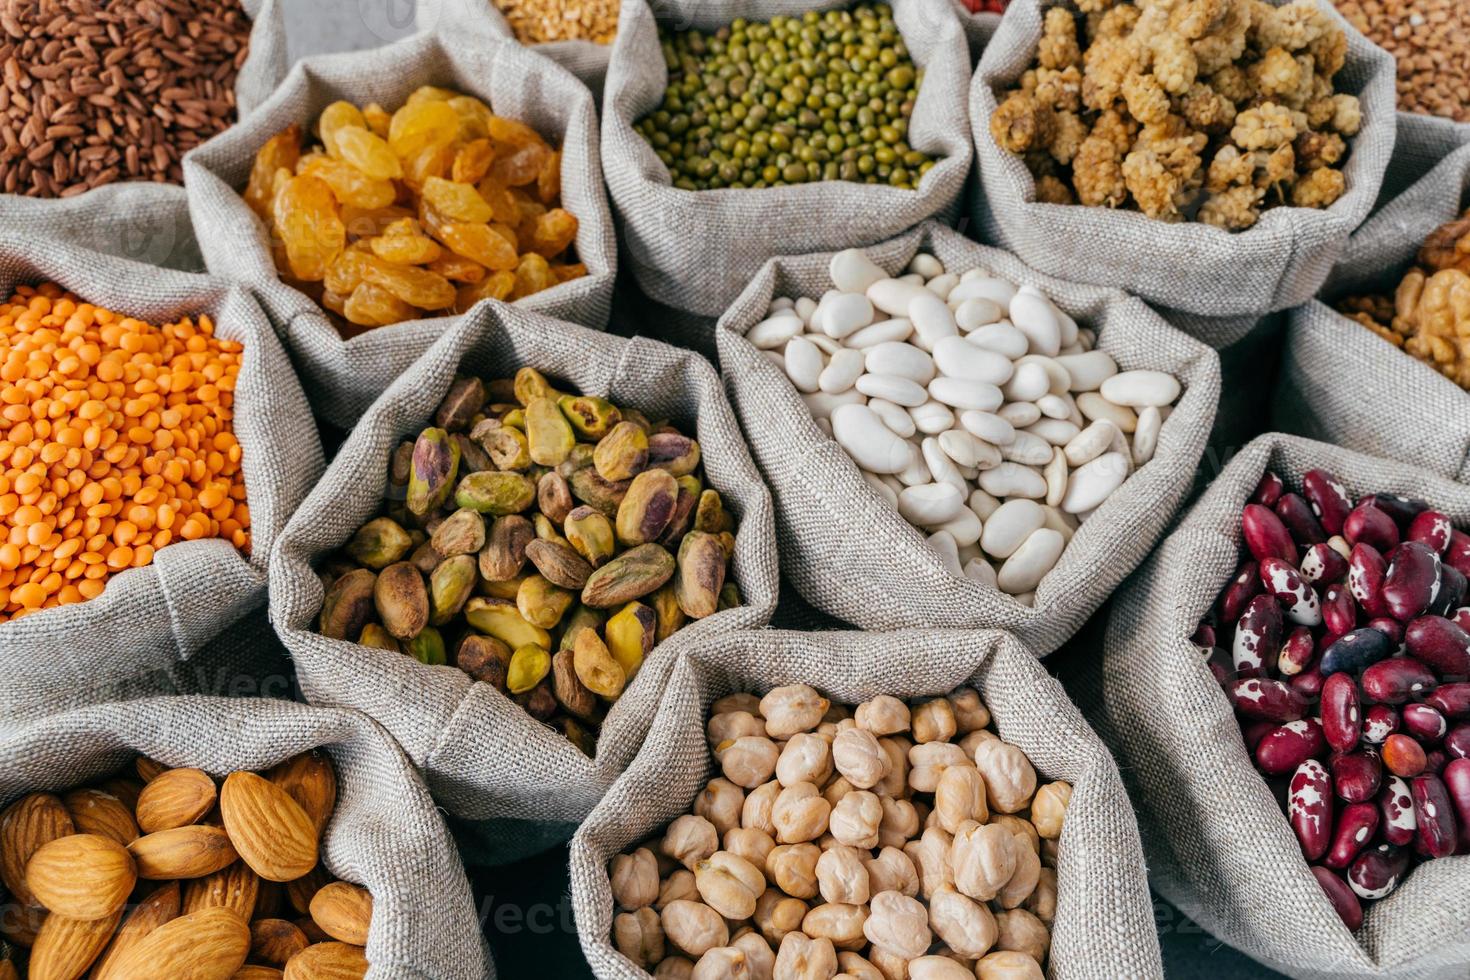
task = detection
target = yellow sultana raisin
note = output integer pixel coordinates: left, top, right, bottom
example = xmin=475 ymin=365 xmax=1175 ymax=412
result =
xmin=455 ymin=270 xmax=516 ymax=312
xmin=422 ymin=176 xmax=494 ymax=223
xmin=402 ymin=143 xmax=455 ymax=190
xmin=510 ymin=252 xmax=556 ymax=300
xmin=319 ymin=100 xmax=366 ymax=157
xmin=438 ymin=221 xmax=519 ymax=272
xmin=449 ymin=96 xmax=492 ymax=141
xmin=537 ymin=150 xmax=561 ymax=206
xmin=370 ymin=219 xmax=443 ymax=265
xmin=429 ymin=253 xmax=487 ymax=284
xmin=345 ymin=281 xmax=414 ymax=327
xmin=324 ymin=243 xmax=374 ymax=296
xmin=274 ymin=174 xmax=346 ymax=282
xmin=247 ymin=125 xmax=301 ymax=219
xmin=389 ymin=100 xmax=460 ymax=162
xmin=360 ymin=255 xmax=457 ymax=310
xmin=452 ymin=139 xmax=496 ymax=185
xmin=476 ymin=176 xmax=521 ymax=225
xmin=491 ymin=142 xmax=548 ymax=187
xmin=301 ymin=155 xmax=397 ymax=210
xmin=334 ymin=125 xmax=404 ymax=180
xmin=361 ymin=102 xmax=392 ymax=139
xmin=340 ymin=204 xmax=415 ymax=242
xmin=530 ymin=208 xmax=578 ymax=258
xmin=487 ymin=115 xmax=544 ymax=148
xmin=551 ymin=262 xmax=588 ymax=284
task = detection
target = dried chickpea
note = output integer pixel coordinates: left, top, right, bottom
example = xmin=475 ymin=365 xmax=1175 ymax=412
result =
xmin=695 ymin=851 xmax=766 ymax=920
xmin=828 ymin=790 xmax=883 ymax=849
xmin=610 ymin=847 xmax=659 ymax=910
xmin=947 ymin=689 xmax=991 ymax=734
xmin=694 ymin=778 xmax=745 ymax=837
xmin=802 ymin=902 xmax=869 ymax=952
xmin=855 ymin=695 xmax=911 ymax=736
xmin=995 ymin=833 xmax=1042 ymax=910
xmin=951 ymin=822 xmax=1016 ymax=903
xmin=908 ymin=743 xmax=968 ymax=794
xmin=929 ymin=885 xmax=999 ymax=959
xmin=988 ymin=814 xmax=1040 ymax=855
xmin=655 ymin=957 xmax=695 ymax=980
xmin=661 ymin=900 xmax=729 ymax=958
xmin=877 ymin=797 xmax=919 ymax=850
xmin=766 ymin=843 xmax=821 ymax=900
xmin=994 ymin=909 xmax=1050 ymax=964
xmin=776 ymin=733 xmax=833 ymax=788
xmin=934 ymin=765 xmax=988 ymax=833
xmin=875 ymin=738 xmax=911 ymax=799
xmin=863 ymin=847 xmax=919 ymax=899
xmin=774 ymin=931 xmax=838 ymax=980
xmin=866 ymin=945 xmax=910 ymax=980
xmin=822 ymin=776 xmax=857 ymax=809
xmin=0 ymin=287 xmax=250 ymax=621
xmin=1023 ymin=869 xmax=1057 ymax=924
xmin=663 ymin=814 xmax=719 ymax=870
xmin=959 ymin=729 xmax=998 ymax=761
xmin=903 ymin=827 xmax=954 ymax=901
xmin=709 ymin=710 xmax=766 ymax=749
xmin=714 ymin=692 xmax=763 ymax=716
xmin=831 ymin=728 xmax=888 ymax=789
xmin=693 ymin=946 xmax=749 ymax=980
xmin=761 ymin=685 xmax=830 ymax=738
xmin=863 ymin=890 xmax=932 ymax=960
xmin=659 ymin=869 xmax=699 ymax=910
xmin=614 ymin=906 xmax=665 ymax=967
xmin=837 ymin=951 xmax=886 ymax=980
xmin=909 ymin=956 xmax=976 ymax=980
xmin=725 ymin=827 xmax=778 ymax=871
xmin=732 ymin=931 xmax=777 ymax=978
xmin=976 ymin=950 xmax=1044 ymax=980
xmin=754 ymin=889 xmax=809 ymax=946
xmin=771 ymin=783 xmax=831 ymax=844
xmin=816 ymin=845 xmax=871 ymax=906
xmin=743 ymin=780 xmax=781 ymax=836
xmin=721 ymin=736 xmax=781 ymax=789
xmin=1030 ymin=781 xmax=1072 ymax=840
xmin=973 ymin=742 xmax=1037 ymax=814
xmin=911 ymin=699 xmax=957 ymax=745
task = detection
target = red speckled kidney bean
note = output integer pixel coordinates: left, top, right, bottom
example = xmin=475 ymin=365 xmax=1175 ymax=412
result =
xmin=1441 ymin=758 xmax=1470 ymax=851
xmin=1257 ymin=719 xmax=1327 ymax=776
xmin=1412 ymin=773 xmax=1458 ymax=858
xmin=1427 ymin=683 xmax=1470 ymax=719
xmin=1383 ymin=734 xmax=1428 ymax=778
xmin=1425 ymin=749 xmax=1449 ymax=776
xmin=1404 ymin=616 xmax=1470 ymax=677
xmin=1366 ymin=617 xmax=1405 ymax=646
xmin=1291 ymin=758 xmax=1334 ymax=860
xmin=1260 ymin=557 xmax=1322 ymax=627
xmin=1301 ymin=542 xmax=1349 ymax=587
xmin=1192 ymin=623 xmax=1217 ymax=649
xmin=1429 ymin=565 xmax=1467 ymax=619
xmin=1349 ymin=544 xmax=1390 ymax=619
xmin=1311 ymin=866 xmax=1363 ymax=930
xmin=1234 ymin=593 xmax=1282 ymax=677
xmin=1324 ymin=802 xmax=1381 ymax=870
xmin=1454 ymin=608 xmax=1470 ymax=632
xmin=1244 ymin=504 xmax=1299 ymax=565
xmin=1321 ymin=628 xmax=1394 ymax=677
xmin=1321 ymin=672 xmax=1362 ymax=753
xmin=1379 ymin=776 xmax=1417 ymax=846
xmin=1445 ymin=724 xmax=1470 ymax=759
xmin=1347 ymin=844 xmax=1409 ymax=900
xmin=1332 ymin=750 xmax=1383 ymax=803
xmin=1360 ymin=493 xmax=1428 ymax=527
xmin=1403 ymin=703 xmax=1448 ymax=743
xmin=1447 ymin=530 xmax=1470 ymax=578
xmin=1252 ymin=471 xmax=1285 ymax=507
xmin=1291 ymin=664 xmax=1326 ymax=700
xmin=1242 ymin=719 xmax=1279 ymax=753
xmin=1303 ymin=470 xmax=1353 ymax=536
xmin=1383 ymin=542 xmax=1443 ymax=622
xmin=1278 ymin=626 xmax=1316 ymax=676
xmin=1218 ymin=559 xmax=1260 ymax=625
xmin=1228 ymin=677 xmax=1306 ymax=721
xmin=1362 ymin=704 xmax=1400 ymax=745
xmin=1205 ymin=645 xmax=1233 ymax=685
xmin=1408 ymin=511 xmax=1454 ymax=554
xmin=1361 ymin=657 xmax=1436 ymax=705
xmin=1321 ymin=583 xmax=1356 ymax=636
xmin=1345 ymin=503 xmax=1400 ymax=553
xmin=1277 ymin=493 xmax=1327 ymax=546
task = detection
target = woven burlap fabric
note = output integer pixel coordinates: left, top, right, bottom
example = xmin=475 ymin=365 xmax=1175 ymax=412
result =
xmin=0 ymin=0 xmax=287 ymax=272
xmin=0 ymin=696 xmax=494 ymax=979
xmin=269 ymin=301 xmax=778 ymax=865
xmin=970 ymin=0 xmax=1397 ymax=319
xmin=182 ymin=30 xmax=618 ymax=431
xmin=716 ymin=220 xmax=1220 ymax=656
xmin=601 ymin=0 xmax=972 ymax=320
xmin=568 ymin=628 xmax=1163 ymax=979
xmin=1073 ymin=433 xmax=1470 ymax=979
xmin=0 ymin=233 xmax=321 ymax=726
xmin=416 ymin=0 xmax=615 ymax=99
xmin=1273 ymin=135 xmax=1470 ymax=481
xmin=949 ymin=2 xmax=1001 ymax=66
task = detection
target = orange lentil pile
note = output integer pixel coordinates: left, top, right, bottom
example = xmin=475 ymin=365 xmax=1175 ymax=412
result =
xmin=0 ymin=283 xmax=250 ymax=622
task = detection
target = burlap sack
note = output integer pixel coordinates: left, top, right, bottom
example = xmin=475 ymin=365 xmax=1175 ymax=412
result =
xmin=0 ymin=0 xmax=288 ymax=271
xmin=0 ymin=233 xmax=321 ymax=726
xmin=949 ymin=1 xmax=1001 ymax=66
xmin=183 ymin=30 xmax=618 ymax=430
xmin=0 ymin=695 xmax=494 ymax=979
xmin=415 ymin=0 xmax=616 ymax=99
xmin=1074 ymin=432 xmax=1470 ymax=980
xmin=602 ymin=0 xmax=973 ymax=320
xmin=970 ymin=0 xmax=1398 ymax=319
xmin=270 ymin=301 xmax=779 ymax=865
xmin=569 ymin=627 xmax=1164 ymax=979
xmin=716 ymin=220 xmax=1221 ymax=655
xmin=1273 ymin=134 xmax=1470 ymax=481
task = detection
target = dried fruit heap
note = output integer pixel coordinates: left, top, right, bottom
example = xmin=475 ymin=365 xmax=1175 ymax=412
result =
xmin=990 ymin=0 xmax=1363 ymax=229
xmin=0 ymin=751 xmax=372 ymax=978
xmin=0 ymin=284 xmax=248 ymax=622
xmin=315 ymin=367 xmax=741 ymax=756
xmin=1198 ymin=468 xmax=1470 ymax=929
xmin=1338 ymin=206 xmax=1470 ymax=389
xmin=246 ymin=87 xmax=584 ymax=335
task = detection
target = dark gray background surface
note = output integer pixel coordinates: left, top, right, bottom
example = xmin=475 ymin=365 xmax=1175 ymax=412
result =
xmin=286 ymin=2 xmax=1290 ymax=976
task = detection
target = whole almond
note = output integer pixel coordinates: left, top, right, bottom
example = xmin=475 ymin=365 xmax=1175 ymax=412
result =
xmin=285 ymin=865 xmax=332 ymax=916
xmin=88 ymin=879 xmax=181 ymax=980
xmin=308 ymin=882 xmax=373 ymax=946
xmin=283 ymin=941 xmax=368 ymax=980
xmin=267 ymin=753 xmax=337 ymax=839
xmin=219 ymin=773 xmax=317 ymax=883
xmin=93 ymin=779 xmax=144 ymax=814
xmin=135 ymin=757 xmax=168 ymax=783
xmin=251 ymin=918 xmax=309 ymax=967
xmin=295 ymin=916 xmax=330 ymax=945
xmin=63 ymin=789 xmax=140 ymax=846
xmin=27 ymin=908 xmax=123 ymax=980
xmin=136 ymin=768 xmax=218 ymax=834
xmin=183 ymin=861 xmax=261 ymax=919
xmin=100 ymin=906 xmax=249 ymax=980
xmin=26 ymin=834 xmax=137 ymax=920
xmin=235 ymin=968 xmax=286 ymax=980
xmin=1 ymin=793 xmax=75 ymax=906
xmin=129 ymin=825 xmax=238 ymax=879
xmin=0 ymin=903 xmax=45 ymax=948
xmin=0 ymin=958 xmax=17 ymax=980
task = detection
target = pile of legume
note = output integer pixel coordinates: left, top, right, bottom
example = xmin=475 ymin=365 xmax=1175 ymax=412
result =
xmin=490 ymin=0 xmax=619 ymax=45
xmin=1333 ymin=0 xmax=1470 ymax=123
xmin=638 ymin=4 xmax=937 ymax=191
xmin=0 ymin=284 xmax=248 ymax=621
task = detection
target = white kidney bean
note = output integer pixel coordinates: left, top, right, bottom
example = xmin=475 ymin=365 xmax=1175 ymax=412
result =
xmin=802 ymin=389 xmax=865 ymax=422
xmin=830 ymin=248 xmax=888 ymax=293
xmin=1053 ymin=350 xmax=1116 ymax=391
xmin=948 ymin=277 xmax=1016 ymax=310
xmin=980 ymin=499 xmax=1045 ymax=560
xmin=908 ymin=293 xmax=959 ymax=352
xmin=823 ymin=293 xmax=875 ymax=340
xmin=928 ymin=377 xmax=1003 ymax=412
xmin=856 ymin=373 xmax=928 ymax=408
xmin=1043 ymin=448 xmax=1067 ymax=508
xmin=926 ymin=272 xmax=959 ymax=300
xmin=954 ymin=298 xmax=1003 ymax=332
xmin=1133 ymin=406 xmax=1161 ymax=466
xmin=784 ymin=336 xmax=824 ymax=393
xmin=996 ymin=401 xmax=1041 ymax=428
xmin=932 ymin=336 xmax=1013 ymax=385
xmin=965 ymin=323 xmax=1028 ymax=359
xmin=868 ymin=398 xmax=917 ymax=438
xmin=909 ymin=399 xmax=956 ymax=435
xmin=865 ymin=342 xmax=935 ymax=384
xmin=927 ymin=530 xmax=963 ymax=577
xmin=1061 ymin=452 xmax=1129 ymax=514
xmin=931 ymin=507 xmax=982 ymax=547
xmin=959 ymin=410 xmax=1015 ymax=447
xmin=1025 ymin=417 xmax=1080 ymax=447
xmin=750 ymin=312 xmax=804 ymax=350
xmin=997 ymin=528 xmax=1066 ymax=594
xmin=999 ymin=431 xmax=1052 ymax=467
xmin=968 ymin=488 xmax=1002 ymax=521
xmin=1000 ymin=363 xmax=1048 ymax=403
xmin=1099 ymin=369 xmax=1181 ymax=408
xmin=977 ymin=463 xmax=1047 ymax=501
xmin=898 ymin=484 xmax=965 ymax=526
xmin=846 ymin=318 xmax=913 ymax=349
xmin=832 ymin=404 xmax=912 ymax=475
xmin=1075 ymin=391 xmax=1136 ymax=433
xmin=867 ymin=278 xmax=929 ymax=317
xmin=819 ymin=349 xmax=866 ymax=394
xmin=1008 ymin=287 xmax=1060 ymax=357
xmin=897 ymin=451 xmax=932 ymax=487
xmin=862 ymin=471 xmax=899 ymax=507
